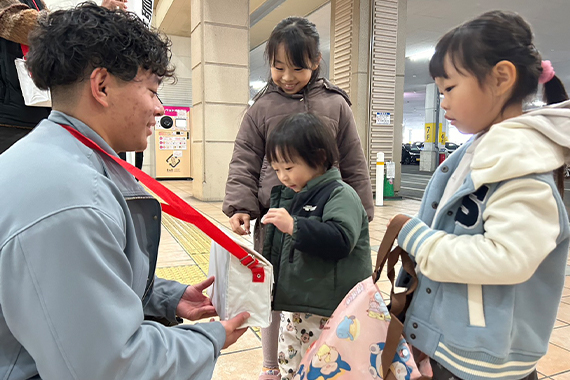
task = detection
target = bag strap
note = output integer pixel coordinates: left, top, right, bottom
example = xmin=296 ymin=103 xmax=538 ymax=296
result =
xmin=60 ymin=124 xmax=265 ymax=283
xmin=373 ymin=215 xmax=427 ymax=379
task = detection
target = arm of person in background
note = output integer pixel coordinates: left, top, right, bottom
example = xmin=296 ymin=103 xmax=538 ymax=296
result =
xmin=0 ymin=0 xmax=127 ymax=46
xmin=223 ymin=111 xmax=266 ymax=235
xmin=101 ymin=0 xmax=128 ymax=10
xmin=336 ymin=100 xmax=375 ymax=221
xmin=0 ymin=0 xmax=43 ymax=45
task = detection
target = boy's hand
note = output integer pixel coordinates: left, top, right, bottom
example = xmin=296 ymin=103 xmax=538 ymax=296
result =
xmin=262 ymin=208 xmax=294 ymax=235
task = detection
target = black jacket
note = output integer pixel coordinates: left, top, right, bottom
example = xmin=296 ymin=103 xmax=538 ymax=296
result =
xmin=0 ymin=0 xmax=50 ymax=128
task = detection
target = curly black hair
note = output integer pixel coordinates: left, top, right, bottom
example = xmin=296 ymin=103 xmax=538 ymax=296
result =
xmin=26 ymin=2 xmax=175 ymax=90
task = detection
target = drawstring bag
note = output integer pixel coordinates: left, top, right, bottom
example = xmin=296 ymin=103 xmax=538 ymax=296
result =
xmin=207 ymin=230 xmax=273 ymax=328
xmin=294 ymin=215 xmax=432 ymax=380
xmin=60 ymin=124 xmax=272 ymax=328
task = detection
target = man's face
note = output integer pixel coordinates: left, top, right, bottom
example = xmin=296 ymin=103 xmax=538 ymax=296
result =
xmin=106 ymin=69 xmax=164 ymax=153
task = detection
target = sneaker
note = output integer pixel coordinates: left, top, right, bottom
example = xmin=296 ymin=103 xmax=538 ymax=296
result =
xmin=258 ymin=368 xmax=281 ymax=380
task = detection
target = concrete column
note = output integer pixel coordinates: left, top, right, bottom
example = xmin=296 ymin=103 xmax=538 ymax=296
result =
xmin=190 ymin=0 xmax=250 ymax=201
xmin=420 ymin=82 xmax=439 ymax=171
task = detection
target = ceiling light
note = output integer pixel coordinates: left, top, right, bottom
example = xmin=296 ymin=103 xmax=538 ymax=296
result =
xmin=406 ymin=48 xmax=436 ymax=61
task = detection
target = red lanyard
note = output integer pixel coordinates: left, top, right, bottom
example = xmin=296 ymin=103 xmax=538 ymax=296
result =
xmin=60 ymin=124 xmax=265 ymax=283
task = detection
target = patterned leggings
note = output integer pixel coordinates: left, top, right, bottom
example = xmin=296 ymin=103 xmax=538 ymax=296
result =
xmin=278 ymin=311 xmax=328 ymax=380
xmin=430 ymin=359 xmax=538 ymax=380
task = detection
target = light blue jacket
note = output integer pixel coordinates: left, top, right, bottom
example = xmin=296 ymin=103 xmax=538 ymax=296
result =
xmin=398 ymin=103 xmax=570 ymax=380
xmin=0 ymin=112 xmax=226 ymax=379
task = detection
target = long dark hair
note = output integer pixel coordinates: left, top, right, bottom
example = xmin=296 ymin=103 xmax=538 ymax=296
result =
xmin=266 ymin=113 xmax=338 ymax=171
xmin=253 ymin=17 xmax=321 ymax=101
xmin=429 ymin=10 xmax=563 ymax=108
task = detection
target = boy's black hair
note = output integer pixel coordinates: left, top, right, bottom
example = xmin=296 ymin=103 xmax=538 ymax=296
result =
xmin=266 ymin=113 xmax=338 ymax=171
xmin=26 ymin=2 xmax=175 ymax=91
xmin=429 ymin=10 xmax=563 ymax=107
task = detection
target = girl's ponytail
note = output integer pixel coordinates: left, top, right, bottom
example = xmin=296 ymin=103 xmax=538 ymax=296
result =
xmin=543 ymin=75 xmax=569 ymax=106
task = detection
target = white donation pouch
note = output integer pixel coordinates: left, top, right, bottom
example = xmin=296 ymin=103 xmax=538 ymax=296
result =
xmin=207 ymin=229 xmax=274 ymax=328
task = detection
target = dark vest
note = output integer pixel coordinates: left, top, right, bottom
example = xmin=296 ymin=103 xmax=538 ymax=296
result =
xmin=0 ymin=0 xmax=50 ymax=129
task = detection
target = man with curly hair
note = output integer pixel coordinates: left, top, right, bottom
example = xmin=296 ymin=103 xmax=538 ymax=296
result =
xmin=0 ymin=3 xmax=249 ymax=379
xmin=0 ymin=0 xmax=126 ymax=154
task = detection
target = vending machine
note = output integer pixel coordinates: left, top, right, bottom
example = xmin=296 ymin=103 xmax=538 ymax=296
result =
xmin=152 ymin=106 xmax=191 ymax=179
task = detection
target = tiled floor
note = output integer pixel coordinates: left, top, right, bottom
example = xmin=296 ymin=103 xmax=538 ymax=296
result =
xmin=156 ymin=180 xmax=570 ymax=380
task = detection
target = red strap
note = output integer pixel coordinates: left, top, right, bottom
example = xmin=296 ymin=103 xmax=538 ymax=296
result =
xmin=20 ymin=44 xmax=29 ymax=58
xmin=61 ymin=124 xmax=265 ymax=283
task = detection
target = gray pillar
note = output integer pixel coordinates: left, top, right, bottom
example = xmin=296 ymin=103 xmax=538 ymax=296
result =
xmin=420 ymin=83 xmax=439 ymax=172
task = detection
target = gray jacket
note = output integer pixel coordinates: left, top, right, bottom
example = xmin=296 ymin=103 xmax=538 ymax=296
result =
xmin=0 ymin=111 xmax=226 ymax=379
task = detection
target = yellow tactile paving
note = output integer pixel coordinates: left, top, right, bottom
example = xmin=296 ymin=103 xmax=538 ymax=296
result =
xmin=141 ymin=184 xmax=213 ymax=283
xmin=250 ymin=326 xmax=262 ymax=339
xmin=155 ymin=265 xmax=206 ymax=285
xmin=161 ymin=213 xmax=212 ymax=256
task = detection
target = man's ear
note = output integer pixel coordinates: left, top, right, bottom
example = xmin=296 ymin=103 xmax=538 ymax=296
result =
xmin=89 ymin=68 xmax=111 ymax=107
xmin=492 ymin=60 xmax=517 ymax=96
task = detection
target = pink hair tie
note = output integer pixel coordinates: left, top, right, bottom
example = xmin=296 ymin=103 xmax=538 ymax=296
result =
xmin=539 ymin=60 xmax=555 ymax=84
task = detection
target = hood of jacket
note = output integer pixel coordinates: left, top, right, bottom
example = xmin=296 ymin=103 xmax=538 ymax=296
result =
xmin=471 ymin=100 xmax=570 ymax=188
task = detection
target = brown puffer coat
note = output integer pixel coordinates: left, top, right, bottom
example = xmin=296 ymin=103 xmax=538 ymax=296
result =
xmin=223 ymin=78 xmax=374 ymax=234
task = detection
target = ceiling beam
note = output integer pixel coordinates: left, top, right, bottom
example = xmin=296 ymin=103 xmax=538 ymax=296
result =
xmin=153 ymin=0 xmax=192 ymax=37
xmin=249 ymin=0 xmax=328 ymax=49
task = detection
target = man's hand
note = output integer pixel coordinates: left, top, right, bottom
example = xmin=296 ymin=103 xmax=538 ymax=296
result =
xmin=101 ymin=0 xmax=127 ymax=10
xmin=229 ymin=213 xmax=251 ymax=235
xmin=219 ymin=312 xmax=250 ymax=349
xmin=176 ymin=276 xmax=217 ymax=321
xmin=262 ymin=208 xmax=294 ymax=235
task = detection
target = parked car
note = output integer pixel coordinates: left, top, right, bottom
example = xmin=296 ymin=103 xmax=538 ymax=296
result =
xmin=402 ymin=143 xmax=421 ymax=165
xmin=412 ymin=141 xmax=424 ymax=150
xmin=444 ymin=142 xmax=460 ymax=153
